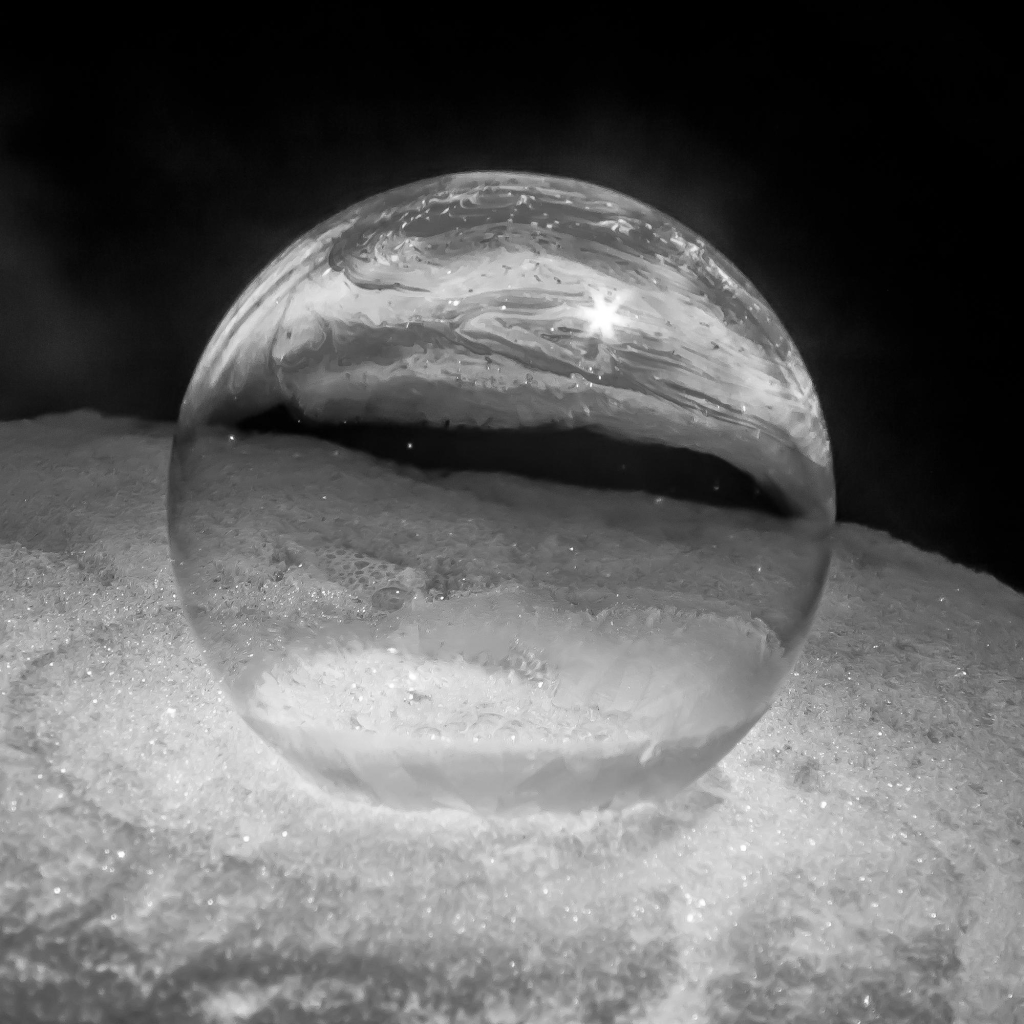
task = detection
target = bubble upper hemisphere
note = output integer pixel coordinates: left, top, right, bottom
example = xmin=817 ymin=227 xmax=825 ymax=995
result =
xmin=180 ymin=173 xmax=833 ymax=521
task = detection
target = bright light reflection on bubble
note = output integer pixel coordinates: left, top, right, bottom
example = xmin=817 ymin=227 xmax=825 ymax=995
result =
xmin=167 ymin=172 xmax=834 ymax=814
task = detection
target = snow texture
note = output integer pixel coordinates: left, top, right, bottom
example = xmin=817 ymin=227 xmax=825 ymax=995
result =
xmin=1 ymin=410 xmax=1022 ymax=1023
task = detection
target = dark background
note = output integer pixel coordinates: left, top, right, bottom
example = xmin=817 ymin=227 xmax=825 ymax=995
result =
xmin=1 ymin=14 xmax=1018 ymax=591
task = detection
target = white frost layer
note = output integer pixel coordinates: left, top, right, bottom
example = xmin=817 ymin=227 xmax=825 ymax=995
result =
xmin=1 ymin=412 xmax=1022 ymax=1021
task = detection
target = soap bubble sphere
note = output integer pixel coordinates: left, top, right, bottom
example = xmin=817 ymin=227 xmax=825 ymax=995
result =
xmin=168 ymin=172 xmax=833 ymax=813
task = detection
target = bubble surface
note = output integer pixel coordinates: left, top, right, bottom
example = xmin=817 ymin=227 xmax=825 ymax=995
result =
xmin=167 ymin=172 xmax=834 ymax=813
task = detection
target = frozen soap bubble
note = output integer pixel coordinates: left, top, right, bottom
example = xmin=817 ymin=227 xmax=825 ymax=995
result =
xmin=167 ymin=172 xmax=834 ymax=814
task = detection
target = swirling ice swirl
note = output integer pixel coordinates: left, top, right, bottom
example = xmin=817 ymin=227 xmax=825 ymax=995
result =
xmin=180 ymin=173 xmax=834 ymax=520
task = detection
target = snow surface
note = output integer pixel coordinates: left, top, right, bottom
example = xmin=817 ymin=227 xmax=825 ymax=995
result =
xmin=1 ymin=410 xmax=1022 ymax=1023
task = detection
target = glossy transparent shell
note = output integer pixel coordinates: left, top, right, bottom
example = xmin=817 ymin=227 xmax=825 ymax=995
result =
xmin=168 ymin=172 xmax=834 ymax=813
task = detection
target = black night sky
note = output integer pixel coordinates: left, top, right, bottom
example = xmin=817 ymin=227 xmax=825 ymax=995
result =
xmin=0 ymin=15 xmax=1017 ymax=590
